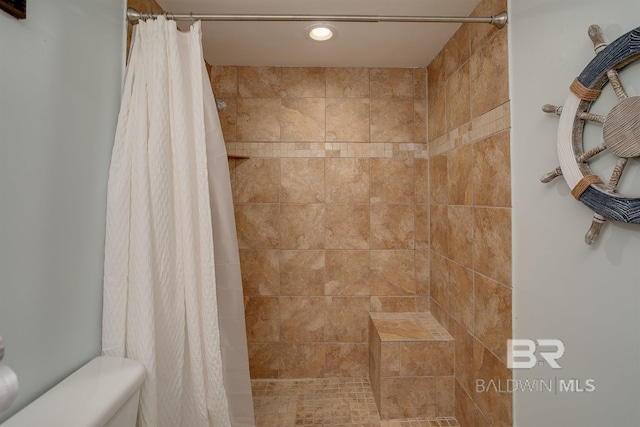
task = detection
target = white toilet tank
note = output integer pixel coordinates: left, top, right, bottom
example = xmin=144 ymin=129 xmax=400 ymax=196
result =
xmin=2 ymin=356 xmax=145 ymax=427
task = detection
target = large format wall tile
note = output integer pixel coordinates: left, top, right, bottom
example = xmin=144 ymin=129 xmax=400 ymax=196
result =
xmin=370 ymin=68 xmax=414 ymax=98
xmin=470 ymin=30 xmax=509 ymax=117
xmin=414 ymin=68 xmax=427 ymax=99
xmin=370 ymin=158 xmax=415 ymax=204
xmin=282 ymin=67 xmax=325 ymax=98
xmin=248 ymin=342 xmax=280 ymax=378
xmin=437 ymin=377 xmax=455 ymax=417
xmin=371 ymin=250 xmax=415 ymax=296
xmin=279 ymin=204 xmax=325 ymax=249
xmin=429 ymin=299 xmax=450 ymax=332
xmin=429 ymin=154 xmax=449 ymax=205
xmin=426 ymin=2 xmax=511 ymax=422
xmin=325 ymin=296 xmax=369 ymax=342
xmin=473 ymin=130 xmax=511 ymax=207
xmin=469 ymin=0 xmax=507 ymax=53
xmin=427 ymin=50 xmax=445 ymax=93
xmin=325 ymin=204 xmax=370 ymax=249
xmin=473 ymin=339 xmax=513 ymax=427
xmin=279 ymin=250 xmax=325 ymax=296
xmin=370 ymin=98 xmax=414 ymax=142
xmin=324 ymin=250 xmax=370 ymax=296
xmin=448 ymin=144 xmax=474 ymax=206
xmin=326 ymin=98 xmax=370 ymax=142
xmin=279 ymin=343 xmax=325 ymax=378
xmin=445 ymin=63 xmax=471 ymax=132
xmin=380 ymin=342 xmax=400 ymax=377
xmin=281 ymin=98 xmax=325 ymax=142
xmin=238 ymin=66 xmax=281 ymax=97
xmin=415 ymin=250 xmax=430 ymax=296
xmin=450 ymin=319 xmax=474 ymax=396
xmin=239 ymin=250 xmax=279 ymax=296
xmin=429 ymin=252 xmax=450 ymax=312
xmin=430 ymin=204 xmax=448 ymax=256
xmin=236 ymin=98 xmax=281 ymax=141
xmin=244 ymin=297 xmax=279 ymax=342
xmin=235 ymin=204 xmax=279 ymax=249
xmin=475 ymin=406 xmax=494 ymax=427
xmin=218 ymin=97 xmax=237 ymax=142
xmin=370 ymin=296 xmax=416 ymax=312
xmin=448 ymin=261 xmax=474 ymax=332
xmin=399 ymin=341 xmax=454 ymax=376
xmin=210 ymin=65 xmax=237 ymax=97
xmin=325 ymin=158 xmax=370 ymax=204
xmin=380 ymin=377 xmax=436 ymax=418
xmin=326 ymin=67 xmax=370 ymax=98
xmin=370 ymin=204 xmax=415 ymax=249
xmin=428 ymin=86 xmax=446 ymax=141
xmin=447 ymin=205 xmax=473 ymax=267
xmin=474 ymin=273 xmax=512 ymax=364
xmin=455 ymin=381 xmax=475 ymax=427
xmin=415 ymin=100 xmax=428 ymax=143
xmin=281 ymin=158 xmax=324 ymax=203
xmin=234 ymin=158 xmax=280 ymax=203
xmin=215 ymin=65 xmax=430 ymax=381
xmin=444 ymin=25 xmax=471 ymax=79
xmin=473 ymin=207 xmax=512 ymax=286
xmin=415 ymin=204 xmax=430 ymax=250
xmin=415 ymin=159 xmax=429 ymax=204
xmin=325 ymin=343 xmax=368 ymax=377
xmin=279 ymin=296 xmax=326 ymax=342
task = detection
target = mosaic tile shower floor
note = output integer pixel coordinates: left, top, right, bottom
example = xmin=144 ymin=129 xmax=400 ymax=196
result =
xmin=251 ymin=378 xmax=460 ymax=427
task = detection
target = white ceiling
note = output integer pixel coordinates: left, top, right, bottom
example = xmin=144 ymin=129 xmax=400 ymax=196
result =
xmin=155 ymin=0 xmax=483 ymax=68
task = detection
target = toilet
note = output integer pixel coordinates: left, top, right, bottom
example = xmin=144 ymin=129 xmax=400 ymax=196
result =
xmin=3 ymin=356 xmax=145 ymax=427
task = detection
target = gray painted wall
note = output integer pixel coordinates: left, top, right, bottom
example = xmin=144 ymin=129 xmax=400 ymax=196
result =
xmin=0 ymin=0 xmax=124 ymax=422
xmin=511 ymin=1 xmax=640 ymax=426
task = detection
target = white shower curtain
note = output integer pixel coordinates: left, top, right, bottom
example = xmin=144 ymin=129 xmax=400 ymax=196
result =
xmin=102 ymin=17 xmax=255 ymax=427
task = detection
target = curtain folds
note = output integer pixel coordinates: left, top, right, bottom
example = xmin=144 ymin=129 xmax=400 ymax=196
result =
xmin=102 ymin=17 xmax=255 ymax=427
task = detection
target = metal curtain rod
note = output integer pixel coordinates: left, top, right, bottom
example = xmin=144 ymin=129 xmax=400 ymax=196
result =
xmin=126 ymin=8 xmax=508 ymax=29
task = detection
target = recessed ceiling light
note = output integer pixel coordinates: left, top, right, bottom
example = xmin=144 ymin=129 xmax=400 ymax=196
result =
xmin=306 ymin=24 xmax=336 ymax=41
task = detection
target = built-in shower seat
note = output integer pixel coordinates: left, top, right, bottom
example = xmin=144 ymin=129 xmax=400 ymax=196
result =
xmin=368 ymin=312 xmax=454 ymax=420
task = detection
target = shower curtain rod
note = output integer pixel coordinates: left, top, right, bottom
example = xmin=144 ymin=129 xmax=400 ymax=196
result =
xmin=126 ymin=8 xmax=508 ymax=29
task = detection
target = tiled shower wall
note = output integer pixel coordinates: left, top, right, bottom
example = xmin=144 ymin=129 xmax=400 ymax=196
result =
xmin=209 ymin=66 xmax=429 ymax=379
xmin=426 ymin=0 xmax=512 ymax=426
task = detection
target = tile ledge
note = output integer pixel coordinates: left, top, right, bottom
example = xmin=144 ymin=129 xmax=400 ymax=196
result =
xmin=369 ymin=311 xmax=453 ymax=342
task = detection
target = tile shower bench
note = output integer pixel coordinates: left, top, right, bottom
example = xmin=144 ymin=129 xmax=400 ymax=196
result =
xmin=368 ymin=312 xmax=454 ymax=420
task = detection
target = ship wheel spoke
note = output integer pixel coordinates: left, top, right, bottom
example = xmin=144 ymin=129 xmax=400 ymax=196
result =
xmin=584 ymin=157 xmax=629 ymax=245
xmin=576 ymin=143 xmax=607 ymax=163
xmin=606 ymin=157 xmax=629 ymax=192
xmin=577 ymin=111 xmax=606 ymax=123
xmin=540 ymin=166 xmax=562 ymax=183
xmin=607 ymin=69 xmax=629 ymax=100
xmin=585 ymin=214 xmax=607 ymax=245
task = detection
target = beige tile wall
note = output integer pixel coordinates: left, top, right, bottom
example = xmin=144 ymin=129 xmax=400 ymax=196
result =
xmin=210 ymin=65 xmax=429 ymax=379
xmin=426 ymin=0 xmax=512 ymax=426
xmin=217 ymin=67 xmax=428 ymax=159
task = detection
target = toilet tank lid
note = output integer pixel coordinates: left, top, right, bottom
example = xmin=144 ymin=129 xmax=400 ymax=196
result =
xmin=3 ymin=356 xmax=145 ymax=427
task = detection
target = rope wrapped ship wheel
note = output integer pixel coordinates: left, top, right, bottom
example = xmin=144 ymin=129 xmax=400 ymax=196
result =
xmin=541 ymin=24 xmax=640 ymax=245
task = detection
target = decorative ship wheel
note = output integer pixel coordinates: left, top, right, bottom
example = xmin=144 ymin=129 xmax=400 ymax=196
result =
xmin=541 ymin=24 xmax=640 ymax=245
